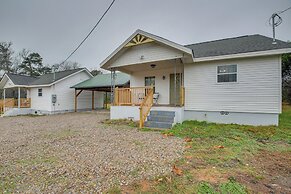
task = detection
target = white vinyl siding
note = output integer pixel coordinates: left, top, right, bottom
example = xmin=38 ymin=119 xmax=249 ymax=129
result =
xmin=30 ymin=87 xmax=52 ymax=111
xmin=110 ymin=42 xmax=184 ymax=68
xmin=184 ymin=55 xmax=281 ymax=114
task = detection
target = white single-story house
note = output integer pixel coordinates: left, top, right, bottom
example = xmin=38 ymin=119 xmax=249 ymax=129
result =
xmin=0 ymin=68 xmax=105 ymax=116
xmin=100 ymin=29 xmax=291 ymax=127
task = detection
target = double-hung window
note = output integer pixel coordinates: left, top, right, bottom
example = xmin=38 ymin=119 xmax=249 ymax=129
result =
xmin=38 ymin=88 xmax=43 ymax=97
xmin=217 ymin=65 xmax=237 ymax=83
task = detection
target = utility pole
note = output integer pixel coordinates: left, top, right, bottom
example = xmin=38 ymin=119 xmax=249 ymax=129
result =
xmin=270 ymin=6 xmax=291 ymax=44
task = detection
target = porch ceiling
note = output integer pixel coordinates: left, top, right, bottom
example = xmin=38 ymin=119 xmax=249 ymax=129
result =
xmin=115 ymin=59 xmax=183 ymax=73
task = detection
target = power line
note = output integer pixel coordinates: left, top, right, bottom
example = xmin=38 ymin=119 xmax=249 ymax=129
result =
xmin=277 ymin=6 xmax=291 ymax=14
xmin=60 ymin=0 xmax=116 ymax=65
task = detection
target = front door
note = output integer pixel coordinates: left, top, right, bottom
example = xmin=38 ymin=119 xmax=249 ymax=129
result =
xmin=170 ymin=73 xmax=182 ymax=105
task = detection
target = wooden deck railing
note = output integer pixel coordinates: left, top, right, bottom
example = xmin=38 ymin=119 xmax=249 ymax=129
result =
xmin=180 ymin=87 xmax=185 ymax=106
xmin=0 ymin=98 xmax=31 ymax=114
xmin=114 ymin=87 xmax=153 ymax=106
xmin=0 ymin=101 xmax=3 ymax=115
xmin=139 ymin=88 xmax=153 ymax=128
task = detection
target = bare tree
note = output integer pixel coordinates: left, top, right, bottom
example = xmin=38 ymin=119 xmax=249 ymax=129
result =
xmin=12 ymin=48 xmax=30 ymax=73
xmin=53 ymin=61 xmax=81 ymax=71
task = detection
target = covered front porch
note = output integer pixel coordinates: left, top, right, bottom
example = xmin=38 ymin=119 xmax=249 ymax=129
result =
xmin=0 ymin=87 xmax=31 ymax=115
xmin=110 ymin=59 xmax=186 ymax=128
xmin=113 ymin=60 xmax=185 ymax=107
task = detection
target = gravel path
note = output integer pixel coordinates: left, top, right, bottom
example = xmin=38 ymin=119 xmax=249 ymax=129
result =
xmin=0 ymin=111 xmax=184 ymax=193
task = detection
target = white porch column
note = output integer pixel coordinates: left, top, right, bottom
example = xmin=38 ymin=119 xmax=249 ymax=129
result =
xmin=18 ymin=87 xmax=21 ymax=109
xmin=3 ymin=88 xmax=6 ymax=111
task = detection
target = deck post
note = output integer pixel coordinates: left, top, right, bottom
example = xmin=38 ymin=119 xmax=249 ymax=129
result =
xmin=18 ymin=87 xmax=21 ymax=109
xmin=92 ymin=91 xmax=95 ymax=110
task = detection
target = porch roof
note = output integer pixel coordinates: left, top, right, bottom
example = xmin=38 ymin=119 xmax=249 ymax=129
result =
xmin=71 ymin=72 xmax=130 ymax=91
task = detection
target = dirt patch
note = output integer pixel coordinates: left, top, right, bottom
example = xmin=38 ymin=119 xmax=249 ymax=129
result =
xmin=191 ymin=168 xmax=229 ymax=184
xmin=121 ymin=179 xmax=152 ymax=194
xmin=236 ymin=150 xmax=291 ymax=194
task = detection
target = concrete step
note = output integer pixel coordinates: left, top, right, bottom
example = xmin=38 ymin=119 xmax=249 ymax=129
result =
xmin=147 ymin=115 xmax=174 ymax=123
xmin=144 ymin=121 xmax=173 ymax=129
xmin=149 ymin=111 xmax=175 ymax=117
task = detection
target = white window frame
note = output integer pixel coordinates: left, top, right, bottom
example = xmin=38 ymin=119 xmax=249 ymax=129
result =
xmin=38 ymin=88 xmax=43 ymax=97
xmin=216 ymin=64 xmax=238 ymax=84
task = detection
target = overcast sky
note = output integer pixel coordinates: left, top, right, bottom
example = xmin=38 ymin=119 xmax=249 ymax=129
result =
xmin=0 ymin=0 xmax=291 ymax=71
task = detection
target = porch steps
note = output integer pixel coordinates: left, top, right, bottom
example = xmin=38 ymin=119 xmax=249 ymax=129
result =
xmin=144 ymin=110 xmax=175 ymax=129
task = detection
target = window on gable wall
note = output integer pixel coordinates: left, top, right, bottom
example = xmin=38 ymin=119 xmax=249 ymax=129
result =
xmin=38 ymin=88 xmax=42 ymax=97
xmin=217 ymin=64 xmax=237 ymax=83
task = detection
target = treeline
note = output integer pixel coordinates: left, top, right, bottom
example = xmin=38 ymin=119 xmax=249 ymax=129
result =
xmin=282 ymin=53 xmax=291 ymax=104
xmin=0 ymin=41 xmax=101 ymax=77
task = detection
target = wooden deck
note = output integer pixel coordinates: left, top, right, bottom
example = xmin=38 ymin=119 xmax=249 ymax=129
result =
xmin=0 ymin=98 xmax=31 ymax=114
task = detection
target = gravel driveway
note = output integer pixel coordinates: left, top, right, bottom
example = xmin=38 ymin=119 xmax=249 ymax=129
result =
xmin=0 ymin=111 xmax=184 ymax=193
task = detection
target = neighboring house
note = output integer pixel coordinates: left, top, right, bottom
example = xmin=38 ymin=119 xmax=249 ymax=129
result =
xmin=0 ymin=68 xmax=104 ymax=116
xmin=100 ymin=29 xmax=291 ymax=127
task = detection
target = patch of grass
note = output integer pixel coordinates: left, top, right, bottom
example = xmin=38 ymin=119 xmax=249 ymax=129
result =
xmin=16 ymin=155 xmax=59 ymax=166
xmin=44 ymin=129 xmax=79 ymax=140
xmin=129 ymin=167 xmax=141 ymax=178
xmin=219 ymin=179 xmax=247 ymax=194
xmin=102 ymin=119 xmax=138 ymax=128
xmin=132 ymin=140 xmax=145 ymax=147
xmin=197 ymin=182 xmax=218 ymax=194
xmin=138 ymin=127 xmax=163 ymax=132
xmin=118 ymin=105 xmax=291 ymax=193
xmin=164 ymin=106 xmax=291 ymax=166
xmin=105 ymin=185 xmax=121 ymax=194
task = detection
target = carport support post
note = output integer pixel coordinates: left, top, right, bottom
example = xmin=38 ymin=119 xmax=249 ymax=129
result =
xmin=75 ymin=89 xmax=77 ymax=112
xmin=18 ymin=87 xmax=21 ymax=109
xmin=110 ymin=68 xmax=116 ymax=105
xmin=92 ymin=91 xmax=94 ymax=110
xmin=75 ymin=89 xmax=83 ymax=112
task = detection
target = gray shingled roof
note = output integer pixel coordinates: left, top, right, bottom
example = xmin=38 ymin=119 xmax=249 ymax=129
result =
xmin=30 ymin=68 xmax=85 ymax=85
xmin=5 ymin=68 xmax=87 ymax=86
xmin=185 ymin=34 xmax=291 ymax=58
xmin=6 ymin=73 xmax=38 ymax=85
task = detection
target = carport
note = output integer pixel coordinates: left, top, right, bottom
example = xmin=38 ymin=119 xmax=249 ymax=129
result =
xmin=71 ymin=72 xmax=129 ymax=112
